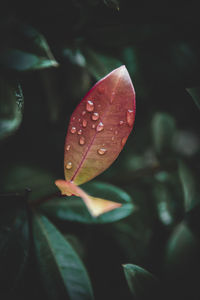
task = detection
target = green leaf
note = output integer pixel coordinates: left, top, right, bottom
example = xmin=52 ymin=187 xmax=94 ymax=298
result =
xmin=123 ymin=264 xmax=159 ymax=299
xmin=0 ymin=163 xmax=57 ymax=202
xmin=40 ymin=181 xmax=134 ymax=224
xmin=178 ymin=160 xmax=196 ymax=212
xmin=152 ymin=113 xmax=176 ymax=156
xmin=0 ymin=196 xmax=30 ymax=298
xmin=0 ymin=78 xmax=24 ymax=140
xmin=186 ymin=87 xmax=200 ymax=110
xmin=0 ymin=23 xmax=58 ymax=71
xmin=79 ymin=47 xmax=122 ymax=80
xmin=33 ymin=213 xmax=94 ymax=300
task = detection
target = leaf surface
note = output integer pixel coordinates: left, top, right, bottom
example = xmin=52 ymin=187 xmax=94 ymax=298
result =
xmin=41 ymin=181 xmax=134 ymax=223
xmin=0 ymin=78 xmax=24 ymax=140
xmin=64 ymin=65 xmax=136 ymax=185
xmin=187 ymin=87 xmax=200 ymax=110
xmin=33 ymin=213 xmax=94 ymax=300
xmin=55 ymin=180 xmax=121 ymax=216
xmin=123 ymin=264 xmax=159 ymax=300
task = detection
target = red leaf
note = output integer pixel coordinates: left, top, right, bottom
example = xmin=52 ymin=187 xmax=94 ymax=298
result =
xmin=64 ymin=65 xmax=136 ymax=185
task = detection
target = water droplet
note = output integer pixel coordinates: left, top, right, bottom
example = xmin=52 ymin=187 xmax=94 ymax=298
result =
xmin=71 ymin=127 xmax=76 ymax=133
xmin=119 ymin=120 xmax=124 ymax=125
xmin=79 ymin=136 xmax=85 ymax=145
xmin=82 ymin=119 xmax=87 ymax=128
xmin=66 ymin=162 xmax=72 ymax=169
xmin=121 ymin=136 xmax=128 ymax=147
xmin=91 ymin=112 xmax=99 ymax=121
xmin=96 ymin=122 xmax=104 ymax=132
xmin=98 ymin=85 xmax=105 ymax=94
xmin=115 ymin=130 xmax=118 ymax=135
xmin=78 ymin=118 xmax=81 ymax=122
xmin=72 ymin=117 xmax=75 ymax=121
xmin=127 ymin=109 xmax=134 ymax=127
xmin=78 ymin=129 xmax=82 ymax=135
xmin=111 ymin=136 xmax=115 ymax=141
xmin=110 ymin=127 xmax=113 ymax=131
xmin=110 ymin=91 xmax=115 ymax=104
xmin=98 ymin=104 xmax=101 ymax=108
xmin=82 ymin=110 xmax=86 ymax=116
xmin=97 ymin=148 xmax=107 ymax=155
xmin=92 ymin=124 xmax=96 ymax=129
xmin=86 ymin=100 xmax=94 ymax=112
xmin=66 ymin=145 xmax=71 ymax=151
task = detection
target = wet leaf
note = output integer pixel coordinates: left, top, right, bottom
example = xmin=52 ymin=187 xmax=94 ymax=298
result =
xmin=0 ymin=78 xmax=24 ymax=140
xmin=41 ymin=181 xmax=134 ymax=223
xmin=63 ymin=65 xmax=136 ymax=185
xmin=33 ymin=213 xmax=94 ymax=300
xmin=0 ymin=23 xmax=58 ymax=71
xmin=123 ymin=264 xmax=159 ymax=300
xmin=187 ymin=87 xmax=200 ymax=110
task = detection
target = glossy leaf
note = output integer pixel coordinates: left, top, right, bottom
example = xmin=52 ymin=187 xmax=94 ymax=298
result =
xmin=41 ymin=181 xmax=134 ymax=223
xmin=0 ymin=78 xmax=24 ymax=140
xmin=123 ymin=264 xmax=159 ymax=300
xmin=63 ymin=65 xmax=136 ymax=185
xmin=55 ymin=179 xmax=122 ymax=216
xmin=0 ymin=23 xmax=58 ymax=71
xmin=187 ymin=87 xmax=200 ymax=110
xmin=33 ymin=213 xmax=94 ymax=300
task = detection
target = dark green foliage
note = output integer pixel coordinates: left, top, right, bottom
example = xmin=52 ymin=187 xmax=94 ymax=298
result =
xmin=1 ymin=4 xmax=200 ymax=300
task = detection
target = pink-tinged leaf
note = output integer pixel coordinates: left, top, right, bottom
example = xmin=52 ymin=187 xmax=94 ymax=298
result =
xmin=55 ymin=180 xmax=122 ymax=217
xmin=64 ymin=65 xmax=136 ymax=185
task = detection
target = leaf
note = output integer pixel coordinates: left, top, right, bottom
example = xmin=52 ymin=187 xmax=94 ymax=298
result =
xmin=103 ymin=0 xmax=120 ymax=10
xmin=0 ymin=196 xmax=30 ymax=298
xmin=186 ymin=87 xmax=200 ymax=110
xmin=178 ymin=160 xmax=196 ymax=212
xmin=63 ymin=65 xmax=136 ymax=185
xmin=0 ymin=23 xmax=58 ymax=71
xmin=79 ymin=46 xmax=122 ymax=80
xmin=33 ymin=213 xmax=94 ymax=300
xmin=41 ymin=181 xmax=134 ymax=223
xmin=123 ymin=264 xmax=159 ymax=300
xmin=0 ymin=78 xmax=24 ymax=140
xmin=55 ymin=179 xmax=122 ymax=217
xmin=152 ymin=113 xmax=176 ymax=155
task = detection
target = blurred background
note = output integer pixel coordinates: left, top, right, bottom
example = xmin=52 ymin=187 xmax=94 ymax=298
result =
xmin=0 ymin=2 xmax=200 ymax=300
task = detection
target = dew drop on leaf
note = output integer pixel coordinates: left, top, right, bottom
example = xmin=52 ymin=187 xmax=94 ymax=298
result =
xmin=97 ymin=148 xmax=107 ymax=155
xmin=66 ymin=162 xmax=72 ymax=169
xmin=77 ymin=129 xmax=82 ymax=135
xmin=86 ymin=100 xmax=94 ymax=112
xmin=119 ymin=120 xmax=124 ymax=125
xmin=91 ymin=112 xmax=99 ymax=121
xmin=79 ymin=136 xmax=85 ymax=145
xmin=115 ymin=130 xmax=118 ymax=135
xmin=127 ymin=109 xmax=134 ymax=127
xmin=82 ymin=111 xmax=86 ymax=116
xmin=111 ymin=136 xmax=115 ymax=141
xmin=66 ymin=145 xmax=71 ymax=151
xmin=72 ymin=117 xmax=75 ymax=121
xmin=71 ymin=127 xmax=76 ymax=134
xmin=96 ymin=122 xmax=104 ymax=132
xmin=92 ymin=124 xmax=96 ymax=129
xmin=82 ymin=119 xmax=87 ymax=128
